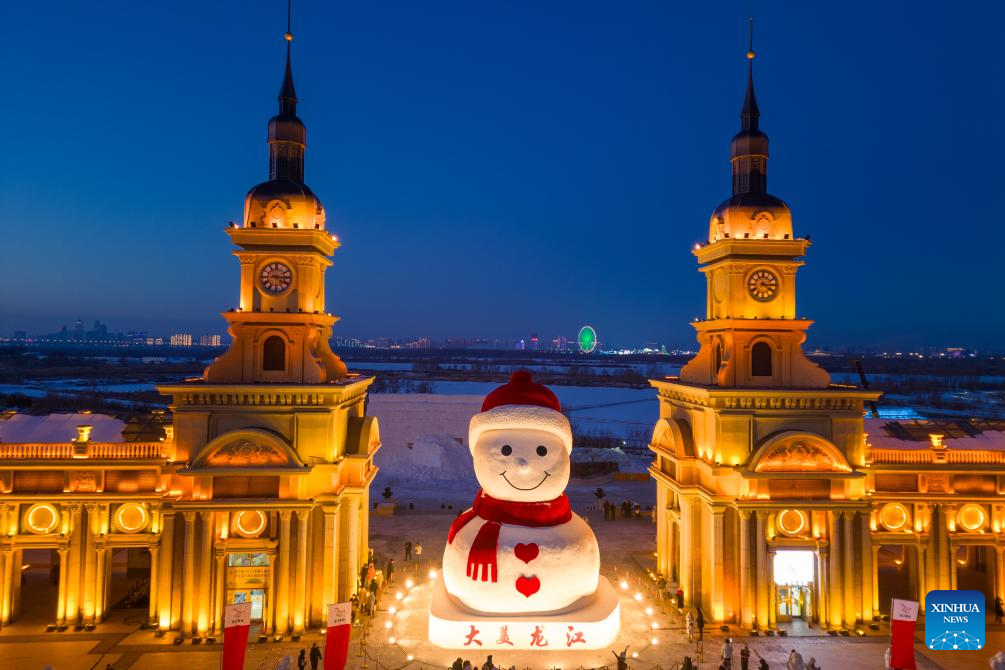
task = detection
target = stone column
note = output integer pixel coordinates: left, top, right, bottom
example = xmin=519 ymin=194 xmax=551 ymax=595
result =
xmin=656 ymin=487 xmax=668 ymax=577
xmin=294 ymin=510 xmax=309 ymax=633
xmin=860 ymin=513 xmax=874 ymax=621
xmin=63 ymin=503 xmax=84 ymax=624
xmin=828 ymin=511 xmax=843 ymax=628
xmin=817 ymin=547 xmax=829 ymax=629
xmin=147 ymin=546 xmax=160 ymax=626
xmin=739 ymin=510 xmax=752 ymax=629
xmin=346 ymin=498 xmax=360 ymax=597
xmin=842 ymin=512 xmax=855 ymax=624
xmin=949 ymin=540 xmax=959 ymax=591
xmin=754 ymin=511 xmax=768 ymax=629
xmin=277 ymin=510 xmax=292 ymax=635
xmin=182 ymin=511 xmax=196 ymax=636
xmin=157 ymin=512 xmax=175 ymax=629
xmin=0 ymin=547 xmax=12 ymax=625
xmin=213 ymin=548 xmax=226 ymax=636
xmin=916 ymin=545 xmax=927 ymax=608
xmin=94 ymin=539 xmax=108 ymax=623
xmin=679 ymin=497 xmax=694 ymax=604
xmin=321 ymin=504 xmax=339 ymax=612
xmin=871 ymin=544 xmax=881 ymax=617
xmin=81 ymin=503 xmax=99 ymax=624
xmin=709 ymin=507 xmax=725 ymax=621
xmin=667 ymin=519 xmax=677 ymax=583
xmin=767 ymin=547 xmax=777 ymax=629
xmin=197 ymin=511 xmax=214 ymax=636
xmin=56 ymin=547 xmax=69 ymax=626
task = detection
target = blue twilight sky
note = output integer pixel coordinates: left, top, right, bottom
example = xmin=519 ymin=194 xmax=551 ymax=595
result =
xmin=2 ymin=1 xmax=1003 ymax=349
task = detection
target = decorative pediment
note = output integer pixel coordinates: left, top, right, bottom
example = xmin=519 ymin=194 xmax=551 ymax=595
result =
xmin=748 ymin=431 xmax=852 ymax=474
xmin=650 ymin=418 xmax=695 ymax=459
xmin=190 ymin=429 xmax=304 ymax=471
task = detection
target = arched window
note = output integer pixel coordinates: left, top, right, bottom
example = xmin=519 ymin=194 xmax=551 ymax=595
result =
xmin=751 ymin=341 xmax=773 ymax=377
xmin=262 ymin=336 xmax=286 ymax=371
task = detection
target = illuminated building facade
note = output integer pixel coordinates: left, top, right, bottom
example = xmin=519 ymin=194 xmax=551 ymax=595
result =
xmin=0 ymin=30 xmax=378 ymax=636
xmin=649 ymin=42 xmax=1005 ymax=630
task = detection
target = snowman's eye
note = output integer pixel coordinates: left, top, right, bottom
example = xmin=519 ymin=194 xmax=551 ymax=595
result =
xmin=501 ymin=445 xmax=512 ymax=456
xmin=536 ymin=445 xmax=548 ymax=457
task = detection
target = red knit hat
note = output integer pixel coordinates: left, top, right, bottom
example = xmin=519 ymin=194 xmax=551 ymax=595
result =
xmin=481 ymin=370 xmax=561 ymax=413
xmin=470 ymin=371 xmax=572 ymax=453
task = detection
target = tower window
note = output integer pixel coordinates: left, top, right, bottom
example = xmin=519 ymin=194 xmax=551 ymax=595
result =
xmin=262 ymin=336 xmax=286 ymax=371
xmin=713 ymin=342 xmax=722 ymax=382
xmin=751 ymin=341 xmax=773 ymax=377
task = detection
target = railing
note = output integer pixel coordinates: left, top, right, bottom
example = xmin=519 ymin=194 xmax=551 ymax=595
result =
xmin=870 ymin=448 xmax=1005 ymax=465
xmin=0 ymin=442 xmax=164 ymax=460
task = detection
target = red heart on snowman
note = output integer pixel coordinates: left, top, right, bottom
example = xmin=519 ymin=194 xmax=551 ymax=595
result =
xmin=515 ymin=575 xmax=540 ymax=597
xmin=514 ymin=543 xmax=539 ymax=564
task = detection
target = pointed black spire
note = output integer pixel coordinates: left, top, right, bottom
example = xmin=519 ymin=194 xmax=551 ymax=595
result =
xmin=740 ymin=17 xmax=759 ymax=132
xmin=279 ymin=38 xmax=298 ymax=115
xmin=278 ymin=1 xmax=297 ymax=116
xmin=267 ymin=0 xmax=306 ymax=183
xmin=730 ymin=17 xmax=769 ymax=195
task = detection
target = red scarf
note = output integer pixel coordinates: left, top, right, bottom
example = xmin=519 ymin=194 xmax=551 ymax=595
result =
xmin=448 ymin=490 xmax=572 ymax=583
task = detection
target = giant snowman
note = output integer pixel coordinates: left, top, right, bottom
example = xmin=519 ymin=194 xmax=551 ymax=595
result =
xmin=428 ymin=371 xmax=620 ymax=650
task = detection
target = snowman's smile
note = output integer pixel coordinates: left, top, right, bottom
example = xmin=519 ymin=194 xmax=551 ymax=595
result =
xmin=500 ymin=471 xmax=550 ymax=491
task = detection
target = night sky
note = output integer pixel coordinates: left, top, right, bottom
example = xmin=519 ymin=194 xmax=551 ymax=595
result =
xmin=2 ymin=1 xmax=1003 ymax=349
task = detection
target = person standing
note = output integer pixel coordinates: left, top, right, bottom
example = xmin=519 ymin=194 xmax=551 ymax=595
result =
xmin=686 ymin=610 xmax=695 ymax=641
xmin=721 ymin=638 xmax=734 ymax=669
xmin=386 ymin=558 xmax=396 ymax=585
xmin=676 ymin=586 xmax=684 ymax=609
xmin=786 ymin=649 xmax=805 ymax=670
xmin=365 ymin=562 xmax=376 ymax=588
xmin=740 ymin=644 xmax=751 ymax=670
xmin=414 ymin=542 xmax=423 ymax=559
xmin=405 ymin=540 xmax=412 ymax=560
xmin=696 ymin=605 xmax=705 ymax=641
xmin=309 ymin=642 xmax=323 ymax=670
xmin=297 ymin=648 xmax=307 ymax=670
xmin=996 ymin=596 xmax=1004 ymax=624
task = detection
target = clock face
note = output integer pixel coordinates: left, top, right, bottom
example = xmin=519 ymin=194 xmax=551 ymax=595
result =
xmin=747 ymin=269 xmax=779 ymax=302
xmin=259 ymin=262 xmax=293 ymax=295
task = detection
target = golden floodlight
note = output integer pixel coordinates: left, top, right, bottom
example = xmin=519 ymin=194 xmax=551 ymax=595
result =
xmin=776 ymin=509 xmax=807 ymax=537
xmin=957 ymin=504 xmax=986 ymax=532
xmin=233 ymin=510 xmax=268 ymax=538
xmin=878 ymin=503 xmax=910 ymax=532
xmin=113 ymin=503 xmax=149 ymax=534
xmin=25 ymin=503 xmax=61 ymax=535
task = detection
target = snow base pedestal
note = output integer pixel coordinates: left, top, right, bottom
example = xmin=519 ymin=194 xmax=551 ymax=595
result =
xmin=428 ymin=576 xmax=620 ymax=651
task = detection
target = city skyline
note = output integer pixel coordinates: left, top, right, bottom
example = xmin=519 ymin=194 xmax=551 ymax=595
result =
xmin=3 ymin=1 xmax=1003 ymax=350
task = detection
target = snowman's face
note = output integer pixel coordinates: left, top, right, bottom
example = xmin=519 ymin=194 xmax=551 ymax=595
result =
xmin=473 ymin=428 xmax=570 ymax=502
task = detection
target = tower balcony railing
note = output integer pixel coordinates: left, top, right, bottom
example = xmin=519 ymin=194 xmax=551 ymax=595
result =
xmin=0 ymin=442 xmax=165 ymax=460
xmin=870 ymin=448 xmax=1005 ymax=465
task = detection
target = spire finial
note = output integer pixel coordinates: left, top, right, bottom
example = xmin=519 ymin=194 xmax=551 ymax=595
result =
xmin=278 ymin=0 xmax=297 ymax=115
xmin=740 ymin=16 xmax=760 ymax=131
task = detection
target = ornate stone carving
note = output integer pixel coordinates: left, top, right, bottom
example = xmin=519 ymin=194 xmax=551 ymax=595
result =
xmin=71 ymin=471 xmax=97 ymax=493
xmin=238 ymin=254 xmax=257 ymax=265
xmin=756 ymin=443 xmax=838 ymax=472
xmin=294 ymin=255 xmax=316 ymax=266
xmin=206 ymin=439 xmax=289 ymax=467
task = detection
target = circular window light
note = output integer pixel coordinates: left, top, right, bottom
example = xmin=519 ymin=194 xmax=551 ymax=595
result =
xmin=25 ymin=503 xmax=61 ymax=535
xmin=113 ymin=503 xmax=149 ymax=534
xmin=879 ymin=503 xmax=910 ymax=532
xmin=233 ymin=511 xmax=268 ymax=538
xmin=957 ymin=504 xmax=986 ymax=532
xmin=776 ymin=509 xmax=807 ymax=537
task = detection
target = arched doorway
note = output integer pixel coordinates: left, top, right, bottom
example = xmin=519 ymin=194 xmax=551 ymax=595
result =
xmin=773 ymin=549 xmax=816 ymax=623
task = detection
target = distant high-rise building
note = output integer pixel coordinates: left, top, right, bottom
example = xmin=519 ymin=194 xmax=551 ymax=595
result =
xmin=169 ymin=333 xmax=193 ymax=346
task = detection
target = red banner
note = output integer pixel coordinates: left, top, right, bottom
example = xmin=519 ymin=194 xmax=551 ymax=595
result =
xmin=890 ymin=598 xmax=919 ymax=670
xmin=222 ymin=602 xmax=252 ymax=670
xmin=324 ymin=602 xmax=352 ymax=670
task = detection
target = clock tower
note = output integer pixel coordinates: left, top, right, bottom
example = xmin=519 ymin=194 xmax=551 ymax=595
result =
xmin=204 ymin=30 xmax=347 ymax=385
xmin=648 ymin=28 xmax=882 ymax=632
xmin=677 ymin=40 xmax=828 ymax=389
xmin=157 ymin=20 xmax=378 ymax=639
